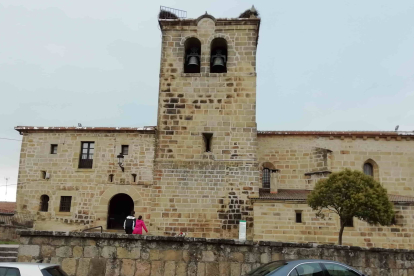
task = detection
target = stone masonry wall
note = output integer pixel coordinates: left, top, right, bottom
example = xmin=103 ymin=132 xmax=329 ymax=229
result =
xmin=152 ymin=17 xmax=261 ymax=239
xmin=258 ymin=134 xmax=414 ymax=195
xmin=17 ymin=230 xmax=414 ymax=276
xmin=16 ymin=130 xmax=155 ymax=231
xmin=0 ymin=225 xmax=22 ymax=242
xmin=254 ymin=202 xmax=414 ymax=250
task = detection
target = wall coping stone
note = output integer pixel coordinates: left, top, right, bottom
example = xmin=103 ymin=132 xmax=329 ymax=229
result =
xmin=17 ymin=230 xmax=414 ymax=254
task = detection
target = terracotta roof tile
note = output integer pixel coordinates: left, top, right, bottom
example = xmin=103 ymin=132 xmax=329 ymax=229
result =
xmin=257 ymin=130 xmax=414 ymax=138
xmin=15 ymin=126 xmax=156 ymax=133
xmin=254 ymin=189 xmax=414 ymax=203
xmin=0 ymin=202 xmax=16 ymax=214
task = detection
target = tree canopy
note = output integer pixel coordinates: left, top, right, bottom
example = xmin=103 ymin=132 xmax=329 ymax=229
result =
xmin=307 ymin=169 xmax=394 ymax=245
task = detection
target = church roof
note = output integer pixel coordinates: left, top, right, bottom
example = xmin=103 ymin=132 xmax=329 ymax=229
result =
xmin=257 ymin=130 xmax=414 ymax=138
xmin=0 ymin=201 xmax=16 ymax=214
xmin=15 ymin=126 xmax=156 ymax=134
xmin=253 ymin=189 xmax=414 ymax=204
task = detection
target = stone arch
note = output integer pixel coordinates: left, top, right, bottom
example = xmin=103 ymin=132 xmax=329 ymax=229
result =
xmin=180 ymin=35 xmax=202 ymax=46
xmin=362 ymin=158 xmax=379 ymax=181
xmin=259 ymin=162 xmax=278 ymax=191
xmin=206 ymin=33 xmax=233 ymax=49
xmin=260 ymin=161 xmax=276 ymax=171
xmin=196 ymin=13 xmax=216 ymax=25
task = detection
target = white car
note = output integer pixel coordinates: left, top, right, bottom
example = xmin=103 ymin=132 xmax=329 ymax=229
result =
xmin=0 ymin=263 xmax=68 ymax=276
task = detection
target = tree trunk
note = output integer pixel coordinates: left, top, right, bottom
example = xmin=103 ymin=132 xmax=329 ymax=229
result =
xmin=338 ymin=222 xmax=346 ymax=245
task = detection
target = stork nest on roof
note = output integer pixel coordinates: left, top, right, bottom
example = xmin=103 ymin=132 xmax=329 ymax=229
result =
xmin=239 ymin=8 xmax=259 ymax=18
xmin=159 ymin=10 xmax=179 ymax=19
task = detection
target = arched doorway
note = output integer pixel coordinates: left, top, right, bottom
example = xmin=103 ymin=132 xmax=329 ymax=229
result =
xmin=107 ymin=193 xmax=134 ymax=229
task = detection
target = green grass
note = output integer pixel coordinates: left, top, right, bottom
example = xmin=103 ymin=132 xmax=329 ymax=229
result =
xmin=0 ymin=240 xmax=19 ymax=245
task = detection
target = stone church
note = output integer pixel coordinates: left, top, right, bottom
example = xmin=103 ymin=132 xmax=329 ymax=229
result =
xmin=14 ymin=11 xmax=414 ymax=249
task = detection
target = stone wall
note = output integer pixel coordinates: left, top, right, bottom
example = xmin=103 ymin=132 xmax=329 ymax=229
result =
xmin=0 ymin=225 xmax=22 ymax=242
xmin=17 ymin=230 xmax=414 ymax=276
xmin=152 ymin=16 xmax=261 ymax=239
xmin=16 ymin=130 xmax=155 ymax=231
xmin=257 ymin=134 xmax=414 ymax=195
xmin=254 ymin=202 xmax=414 ymax=249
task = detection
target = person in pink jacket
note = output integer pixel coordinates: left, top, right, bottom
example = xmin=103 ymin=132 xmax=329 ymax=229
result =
xmin=132 ymin=215 xmax=148 ymax=235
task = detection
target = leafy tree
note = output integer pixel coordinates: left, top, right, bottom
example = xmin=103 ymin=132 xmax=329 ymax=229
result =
xmin=307 ymin=169 xmax=394 ymax=245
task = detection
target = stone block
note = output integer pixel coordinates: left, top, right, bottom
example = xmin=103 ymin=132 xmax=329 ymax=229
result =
xmin=73 ymin=246 xmax=83 ymax=258
xmin=176 ymin=262 xmax=187 ymax=276
xmin=164 ymin=261 xmax=176 ymax=276
xmin=41 ymin=245 xmax=56 ymax=257
xmin=105 ymin=259 xmax=120 ymax=276
xmin=89 ymin=258 xmax=106 ymax=276
xmin=161 ymin=250 xmax=182 ymax=261
xmin=201 ymin=251 xmax=215 ymax=262
xmin=121 ymin=259 xmax=136 ymax=276
xmin=197 ymin=262 xmax=205 ymax=276
xmin=151 ymin=261 xmax=163 ymax=276
xmin=62 ymin=258 xmax=77 ymax=276
xmin=101 ymin=246 xmax=116 ymax=258
xmin=219 ymin=262 xmax=230 ymax=276
xmin=77 ymin=258 xmax=91 ymax=276
xmin=19 ymin=245 xmax=40 ymax=257
xmin=230 ymin=263 xmax=241 ymax=276
xmin=229 ymin=252 xmax=244 ymax=262
xmin=205 ymin=263 xmax=219 ymax=276
xmin=135 ymin=261 xmax=151 ymax=276
xmin=117 ymin=247 xmax=141 ymax=259
xmin=56 ymin=246 xmax=73 ymax=258
xmin=84 ymin=246 xmax=98 ymax=258
xmin=188 ymin=262 xmax=197 ymax=276
xmin=32 ymin=237 xmax=51 ymax=245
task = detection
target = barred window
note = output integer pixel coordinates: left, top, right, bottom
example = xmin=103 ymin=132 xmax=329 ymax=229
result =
xmin=262 ymin=168 xmax=270 ymax=189
xmin=121 ymin=145 xmax=129 ymax=155
xmin=59 ymin=196 xmax=72 ymax=212
xmin=363 ymin=163 xmax=373 ymax=177
xmin=40 ymin=195 xmax=49 ymax=212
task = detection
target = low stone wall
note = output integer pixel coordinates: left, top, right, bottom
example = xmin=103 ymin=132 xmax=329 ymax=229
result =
xmin=0 ymin=225 xmax=23 ymax=242
xmin=17 ymin=230 xmax=414 ymax=276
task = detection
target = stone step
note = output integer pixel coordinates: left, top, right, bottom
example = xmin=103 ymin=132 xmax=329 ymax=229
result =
xmin=0 ymin=256 xmax=17 ymax=262
xmin=0 ymin=245 xmax=19 ymax=253
xmin=0 ymin=251 xmax=18 ymax=257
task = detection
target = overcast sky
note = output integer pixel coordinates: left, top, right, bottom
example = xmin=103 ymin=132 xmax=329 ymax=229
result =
xmin=1 ymin=0 xmax=414 ymax=201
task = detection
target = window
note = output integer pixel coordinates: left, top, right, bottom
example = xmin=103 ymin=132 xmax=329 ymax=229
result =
xmin=40 ymin=195 xmax=49 ymax=212
xmin=295 ymin=263 xmax=324 ymax=276
xmin=59 ymin=196 xmax=72 ymax=212
xmin=246 ymin=261 xmax=287 ymax=276
xmin=184 ymin=37 xmax=201 ymax=73
xmin=78 ymin=142 xmax=94 ymax=169
xmin=41 ymin=266 xmax=68 ymax=276
xmin=295 ymin=211 xmax=303 ymax=223
xmin=363 ymin=162 xmax=373 ymax=177
xmin=41 ymin=171 xmax=47 ymax=179
xmin=203 ymin=133 xmax=213 ymax=152
xmin=132 ymin=174 xmax=137 ymax=183
xmin=50 ymin=144 xmax=58 ymax=154
xmin=323 ymin=263 xmax=360 ymax=276
xmin=210 ymin=38 xmax=227 ymax=73
xmin=262 ymin=168 xmax=270 ymax=189
xmin=0 ymin=267 xmax=21 ymax=276
xmin=341 ymin=217 xmax=354 ymax=227
xmin=121 ymin=145 xmax=129 ymax=155
xmin=289 ymin=269 xmax=299 ymax=276
xmin=109 ymin=174 xmax=114 ymax=183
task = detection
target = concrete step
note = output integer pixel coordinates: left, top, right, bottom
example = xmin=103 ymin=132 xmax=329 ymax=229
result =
xmin=0 ymin=256 xmax=17 ymax=262
xmin=0 ymin=251 xmax=18 ymax=257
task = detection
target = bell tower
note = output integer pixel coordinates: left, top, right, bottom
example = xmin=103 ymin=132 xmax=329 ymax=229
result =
xmin=151 ymin=10 xmax=261 ymax=238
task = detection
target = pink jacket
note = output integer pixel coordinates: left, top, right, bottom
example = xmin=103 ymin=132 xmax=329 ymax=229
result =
xmin=132 ymin=220 xmax=148 ymax=235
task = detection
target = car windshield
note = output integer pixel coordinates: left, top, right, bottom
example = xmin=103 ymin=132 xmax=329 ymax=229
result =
xmin=246 ymin=260 xmax=287 ymax=276
xmin=41 ymin=267 xmax=68 ymax=276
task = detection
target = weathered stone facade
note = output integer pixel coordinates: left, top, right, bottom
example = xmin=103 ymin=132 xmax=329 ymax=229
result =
xmin=13 ymin=12 xmax=414 ymax=249
xmin=16 ymin=230 xmax=414 ymax=276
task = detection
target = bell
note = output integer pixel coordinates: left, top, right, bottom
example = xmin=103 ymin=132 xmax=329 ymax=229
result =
xmin=187 ymin=56 xmax=199 ymax=67
xmin=212 ymin=56 xmax=225 ymax=68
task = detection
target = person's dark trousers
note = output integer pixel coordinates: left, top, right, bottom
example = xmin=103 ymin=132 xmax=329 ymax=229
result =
xmin=125 ymin=228 xmax=133 ymax=234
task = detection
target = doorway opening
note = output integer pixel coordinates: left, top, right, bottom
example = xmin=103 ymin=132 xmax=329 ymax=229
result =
xmin=107 ymin=193 xmax=134 ymax=229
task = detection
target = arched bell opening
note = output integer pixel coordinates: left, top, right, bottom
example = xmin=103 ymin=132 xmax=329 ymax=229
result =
xmin=210 ymin=38 xmax=227 ymax=73
xmin=39 ymin=194 xmax=49 ymax=212
xmin=107 ymin=193 xmax=134 ymax=230
xmin=184 ymin=37 xmax=201 ymax=73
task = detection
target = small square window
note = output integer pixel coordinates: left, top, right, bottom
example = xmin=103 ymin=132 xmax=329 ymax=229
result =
xmin=50 ymin=144 xmax=58 ymax=154
xmin=121 ymin=145 xmax=129 ymax=155
xmin=41 ymin=171 xmax=47 ymax=179
xmin=59 ymin=196 xmax=72 ymax=212
xmin=295 ymin=211 xmax=302 ymax=223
